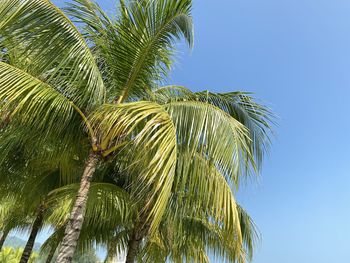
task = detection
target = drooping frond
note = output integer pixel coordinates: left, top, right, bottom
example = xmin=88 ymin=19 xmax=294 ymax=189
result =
xmin=237 ymin=205 xmax=259 ymax=262
xmin=0 ymin=62 xmax=76 ymax=135
xmin=0 ymin=196 xmax=34 ymax=233
xmin=0 ymin=0 xmax=106 ymax=107
xmin=152 ymin=86 xmax=274 ymax=171
xmin=45 ymin=182 xmax=132 ymax=255
xmin=194 ymin=91 xmax=274 ymax=169
xmin=47 ymin=183 xmax=130 ymax=229
xmin=64 ymin=0 xmax=115 ymax=37
xmin=172 ymin=150 xmax=240 ymax=231
xmin=90 ymin=101 xmax=177 ymax=232
xmin=142 ymin=201 xmax=258 ymax=263
xmin=165 ymin=100 xmax=254 ymax=184
xmin=0 ymin=122 xmax=89 ymax=187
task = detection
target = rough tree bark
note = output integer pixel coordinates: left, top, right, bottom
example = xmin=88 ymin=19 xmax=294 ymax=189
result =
xmin=56 ymin=152 xmax=99 ymax=263
xmin=20 ymin=205 xmax=45 ymax=263
xmin=0 ymin=228 xmax=9 ymax=251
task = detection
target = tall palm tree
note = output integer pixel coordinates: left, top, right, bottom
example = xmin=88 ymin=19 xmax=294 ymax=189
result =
xmin=0 ymin=119 xmax=90 ymax=262
xmin=0 ymin=1 xmax=273 ymax=263
xmin=0 ymin=120 xmax=132 ymax=262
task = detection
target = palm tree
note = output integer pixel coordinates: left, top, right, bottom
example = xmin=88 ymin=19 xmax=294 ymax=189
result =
xmin=0 ymin=1 xmax=273 ymax=263
xmin=41 ymin=162 xmax=259 ymax=263
xmin=0 ymin=119 xmax=90 ymax=262
xmin=0 ymin=121 xmax=132 ymax=262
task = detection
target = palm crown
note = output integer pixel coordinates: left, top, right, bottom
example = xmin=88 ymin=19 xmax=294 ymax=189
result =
xmin=0 ymin=0 xmax=273 ymax=262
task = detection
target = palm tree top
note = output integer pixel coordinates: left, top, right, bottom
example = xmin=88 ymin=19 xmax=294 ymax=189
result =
xmin=0 ymin=0 xmax=274 ymax=262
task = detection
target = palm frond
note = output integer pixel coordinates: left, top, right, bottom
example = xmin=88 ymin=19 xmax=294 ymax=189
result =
xmin=195 ymin=91 xmax=274 ymax=169
xmin=0 ymin=0 xmax=106 ymax=107
xmin=165 ymin=100 xmax=254 ymax=184
xmin=75 ymin=0 xmax=193 ymax=101
xmin=0 ymin=62 xmax=76 ymax=135
xmin=47 ymin=183 xmax=130 ymax=228
xmin=44 ymin=182 xmax=132 ymax=256
xmin=173 ymin=150 xmax=240 ymax=231
xmin=152 ymin=86 xmax=274 ymax=171
xmin=90 ymin=101 xmax=177 ymax=232
xmin=64 ymin=0 xmax=115 ymax=37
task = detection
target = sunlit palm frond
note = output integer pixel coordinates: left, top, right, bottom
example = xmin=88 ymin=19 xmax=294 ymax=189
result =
xmin=150 ymin=85 xmax=195 ymax=103
xmin=0 ymin=62 xmax=79 ymax=137
xmin=173 ymin=150 xmax=240 ymax=231
xmin=149 ymin=203 xmax=258 ymax=263
xmin=194 ymin=91 xmax=274 ymax=168
xmin=165 ymin=100 xmax=254 ymax=184
xmin=0 ymin=0 xmax=105 ymax=107
xmin=90 ymin=101 xmax=177 ymax=232
xmin=80 ymin=0 xmax=194 ymax=101
xmin=153 ymin=86 xmax=274 ymax=171
xmin=237 ymin=205 xmax=259 ymax=262
xmin=64 ymin=0 xmax=115 ymax=37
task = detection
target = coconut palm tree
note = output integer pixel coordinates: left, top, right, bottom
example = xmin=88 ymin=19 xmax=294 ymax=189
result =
xmin=0 ymin=121 xmax=89 ymax=262
xmin=40 ymin=161 xmax=258 ymax=263
xmin=0 ymin=122 xmax=131 ymax=262
xmin=0 ymin=1 xmax=273 ymax=263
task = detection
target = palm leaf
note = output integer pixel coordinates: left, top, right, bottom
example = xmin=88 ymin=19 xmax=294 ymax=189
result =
xmin=153 ymin=86 xmax=274 ymax=171
xmin=165 ymin=100 xmax=254 ymax=184
xmin=71 ymin=0 xmax=193 ymax=101
xmin=90 ymin=101 xmax=177 ymax=232
xmin=0 ymin=0 xmax=106 ymax=107
xmin=0 ymin=62 xmax=76 ymax=134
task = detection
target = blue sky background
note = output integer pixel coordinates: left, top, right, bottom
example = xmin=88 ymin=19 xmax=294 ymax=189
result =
xmin=42 ymin=0 xmax=350 ymax=262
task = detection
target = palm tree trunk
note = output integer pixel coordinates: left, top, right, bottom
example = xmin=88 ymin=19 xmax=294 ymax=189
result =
xmin=0 ymin=229 xmax=9 ymax=251
xmin=45 ymin=245 xmax=57 ymax=263
xmin=56 ymin=152 xmax=99 ymax=263
xmin=125 ymin=230 xmax=141 ymax=263
xmin=20 ymin=207 xmax=44 ymax=263
xmin=126 ymin=222 xmax=150 ymax=263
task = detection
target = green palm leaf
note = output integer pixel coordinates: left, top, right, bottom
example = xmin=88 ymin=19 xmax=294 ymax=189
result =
xmin=166 ymin=100 xmax=254 ymax=184
xmin=69 ymin=0 xmax=193 ymax=101
xmin=0 ymin=0 xmax=106 ymax=107
xmin=0 ymin=62 xmax=75 ymax=134
xmin=90 ymin=101 xmax=177 ymax=232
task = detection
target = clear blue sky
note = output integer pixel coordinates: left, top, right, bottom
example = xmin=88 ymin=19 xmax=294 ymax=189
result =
xmin=47 ymin=0 xmax=350 ymax=262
